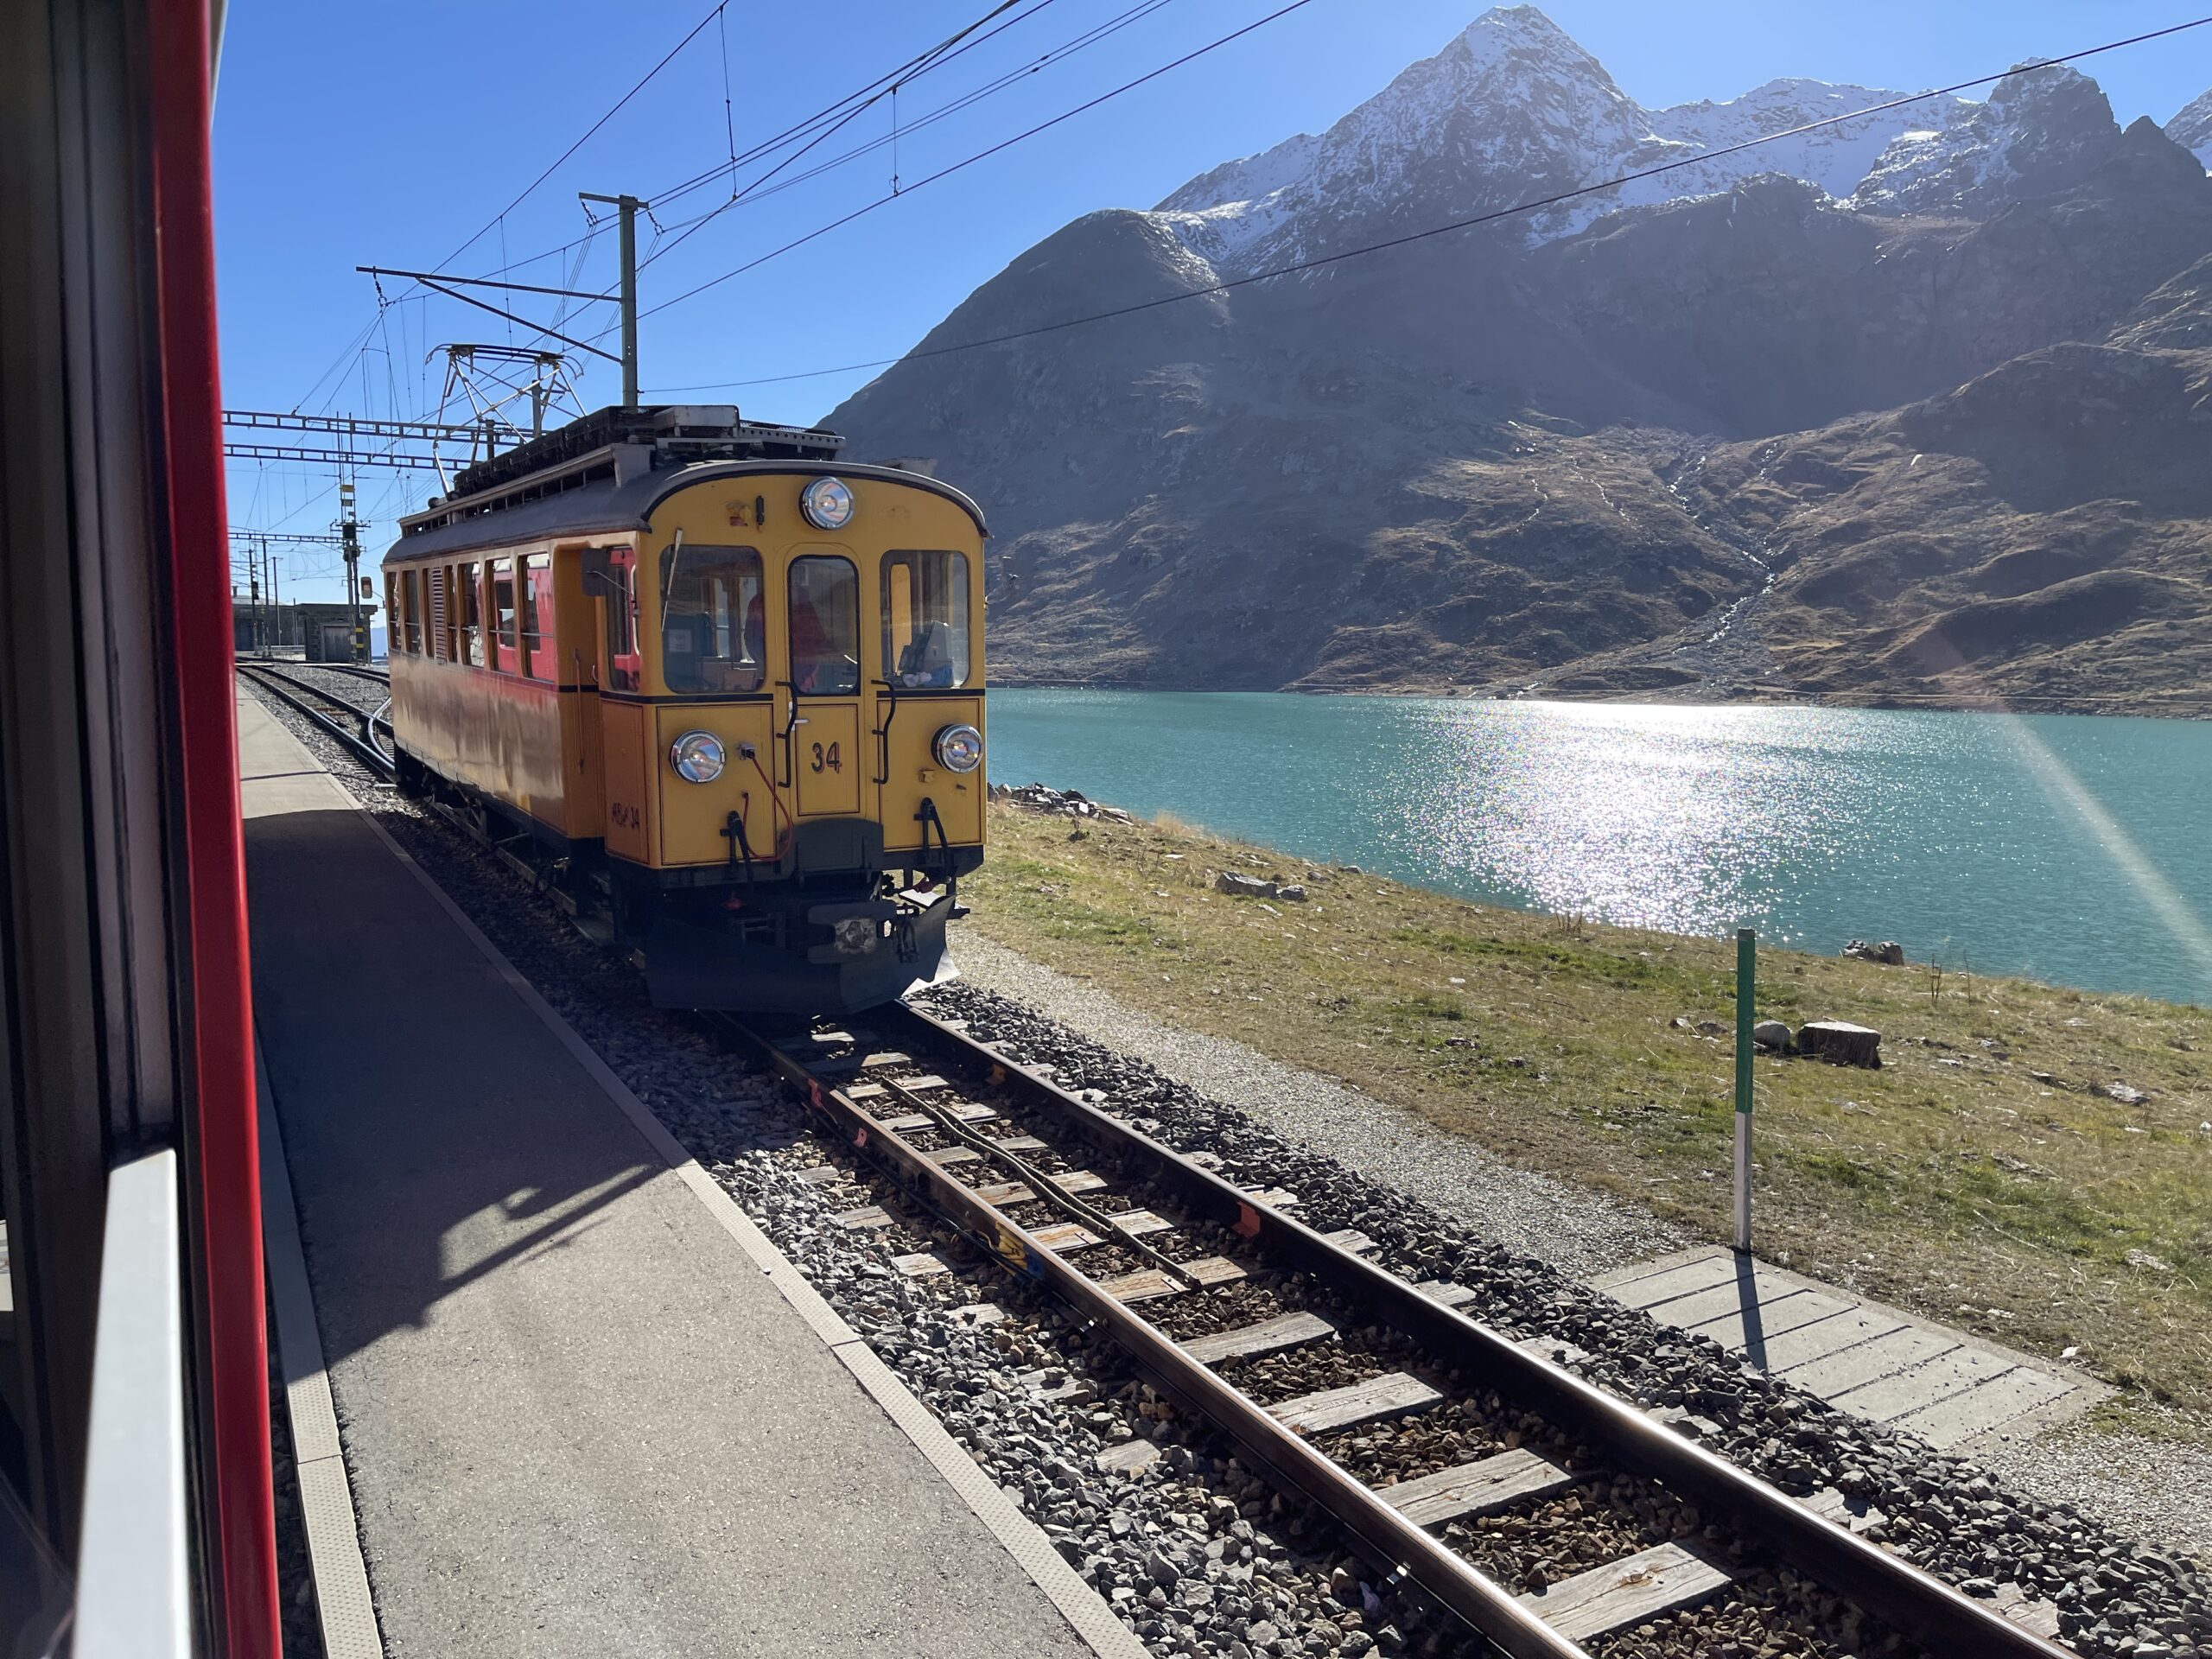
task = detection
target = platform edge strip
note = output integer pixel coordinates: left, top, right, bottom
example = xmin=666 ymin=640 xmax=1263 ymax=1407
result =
xmin=836 ymin=1339 xmax=1152 ymax=1659
xmin=255 ymin=1038 xmax=386 ymax=1659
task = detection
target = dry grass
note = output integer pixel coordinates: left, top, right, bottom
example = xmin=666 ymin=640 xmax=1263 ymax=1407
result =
xmin=963 ymin=802 xmax=2212 ymax=1413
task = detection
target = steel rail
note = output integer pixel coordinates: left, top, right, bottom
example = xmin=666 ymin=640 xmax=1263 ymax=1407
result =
xmin=369 ymin=698 xmax=395 ymax=766
xmin=884 ymin=1074 xmax=1198 ymax=1288
xmin=242 ymin=661 xmax=395 ymax=730
xmin=236 ymin=664 xmax=394 ymax=778
xmin=294 ymin=661 xmax=393 ymax=690
xmin=747 ymin=1000 xmax=2077 ymax=1659
xmin=719 ymin=1013 xmax=1589 ymax=1659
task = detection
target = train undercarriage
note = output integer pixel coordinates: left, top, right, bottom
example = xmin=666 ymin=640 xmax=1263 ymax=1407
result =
xmin=394 ymin=750 xmax=972 ymax=1015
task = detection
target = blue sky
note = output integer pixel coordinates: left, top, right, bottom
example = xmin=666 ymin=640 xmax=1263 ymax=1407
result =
xmin=214 ymin=1 xmax=2212 ymax=600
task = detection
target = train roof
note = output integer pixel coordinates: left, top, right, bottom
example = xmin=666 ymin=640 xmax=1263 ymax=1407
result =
xmin=384 ymin=404 xmax=986 ymax=564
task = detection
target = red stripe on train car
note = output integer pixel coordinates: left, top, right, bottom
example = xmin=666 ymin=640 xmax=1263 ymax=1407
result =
xmin=148 ymin=3 xmax=280 ymax=1654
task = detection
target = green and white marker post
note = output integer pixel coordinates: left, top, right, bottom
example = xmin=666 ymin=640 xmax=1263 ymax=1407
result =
xmin=1734 ymin=926 xmax=1755 ymax=1252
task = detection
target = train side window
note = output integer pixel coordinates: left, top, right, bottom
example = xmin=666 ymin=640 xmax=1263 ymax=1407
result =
xmin=880 ymin=550 xmax=971 ymax=689
xmin=658 ymin=543 xmax=763 ymax=694
xmin=523 ymin=554 xmax=554 ymax=682
xmin=404 ymin=569 xmax=423 ymax=654
xmin=788 ymin=556 xmax=859 ymax=696
xmin=459 ymin=560 xmax=481 ymax=666
xmin=603 ymin=548 xmax=639 ymax=692
xmin=491 ymin=556 xmax=518 ymax=671
xmin=384 ymin=574 xmax=398 ymax=658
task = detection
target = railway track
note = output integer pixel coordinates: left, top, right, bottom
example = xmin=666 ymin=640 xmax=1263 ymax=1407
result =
xmin=238 ymin=661 xmax=395 ymax=774
xmin=725 ymin=1003 xmax=2076 ymax=1659
xmin=296 ymin=660 xmax=390 ymax=687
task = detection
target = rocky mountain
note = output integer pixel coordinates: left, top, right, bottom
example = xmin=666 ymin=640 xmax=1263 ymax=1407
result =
xmin=2165 ymin=86 xmax=2212 ymax=169
xmin=825 ymin=8 xmax=2212 ymax=710
xmin=1853 ymin=62 xmax=2130 ymax=215
xmin=1154 ymin=9 xmax=1971 ymax=272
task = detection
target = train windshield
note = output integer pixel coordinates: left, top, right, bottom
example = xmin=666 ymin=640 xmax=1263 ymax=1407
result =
xmin=789 ymin=555 xmax=860 ymax=695
xmin=659 ymin=543 xmax=766 ymax=694
xmin=882 ymin=550 xmax=971 ymax=689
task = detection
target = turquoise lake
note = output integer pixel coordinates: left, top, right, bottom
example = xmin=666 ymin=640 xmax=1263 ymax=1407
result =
xmin=983 ymin=690 xmax=2212 ymax=1006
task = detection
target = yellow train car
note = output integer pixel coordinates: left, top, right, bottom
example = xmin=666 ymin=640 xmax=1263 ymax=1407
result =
xmin=379 ymin=405 xmax=987 ymax=1014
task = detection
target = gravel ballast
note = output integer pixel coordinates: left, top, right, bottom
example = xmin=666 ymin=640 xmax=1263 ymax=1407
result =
xmin=945 ymin=933 xmax=1682 ymax=1276
xmin=239 ymin=679 xmax=2212 ymax=1659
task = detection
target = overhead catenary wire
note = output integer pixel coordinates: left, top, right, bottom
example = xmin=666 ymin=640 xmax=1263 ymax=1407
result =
xmin=255 ymin=0 xmax=1059 ymax=570
xmin=426 ymin=3 xmax=728 ymax=282
xmin=617 ymin=0 xmax=1319 ymax=334
xmin=717 ymin=1 xmax=737 ymax=181
xmin=643 ymin=0 xmax=1062 ymax=216
xmin=633 ymin=0 xmax=1046 ymax=276
xmin=325 ymin=0 xmax=1062 ymax=394
xmin=644 ymin=11 xmax=2212 ymax=394
xmin=274 ymin=0 xmax=1153 ymax=457
xmin=287 ymin=0 xmax=728 ymax=414
xmin=441 ymin=0 xmax=1063 ymax=301
xmin=649 ymin=0 xmax=1181 ymax=230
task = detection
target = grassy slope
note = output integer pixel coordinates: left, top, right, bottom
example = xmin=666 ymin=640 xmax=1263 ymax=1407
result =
xmin=961 ymin=802 xmax=2212 ymax=1415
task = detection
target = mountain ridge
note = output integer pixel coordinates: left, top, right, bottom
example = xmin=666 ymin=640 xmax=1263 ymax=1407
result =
xmin=826 ymin=7 xmax=2212 ymax=712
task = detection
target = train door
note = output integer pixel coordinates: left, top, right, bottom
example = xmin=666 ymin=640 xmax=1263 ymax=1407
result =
xmin=782 ymin=550 xmax=861 ymax=819
xmin=594 ymin=544 xmax=651 ymax=861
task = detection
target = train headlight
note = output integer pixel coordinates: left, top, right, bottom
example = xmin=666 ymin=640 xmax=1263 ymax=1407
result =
xmin=669 ymin=730 xmax=726 ymax=784
xmin=798 ymin=476 xmax=855 ymax=531
xmin=932 ymin=722 xmax=983 ymax=774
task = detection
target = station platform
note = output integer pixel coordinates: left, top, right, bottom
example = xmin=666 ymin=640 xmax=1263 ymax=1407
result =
xmin=237 ymin=690 xmax=1137 ymax=1659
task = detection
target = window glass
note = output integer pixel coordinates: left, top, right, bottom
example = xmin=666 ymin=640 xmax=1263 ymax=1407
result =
xmin=384 ymin=575 xmax=398 ymax=657
xmin=788 ymin=556 xmax=859 ymax=695
xmin=881 ymin=550 xmax=971 ymax=689
xmin=524 ymin=553 xmax=553 ymax=682
xmin=658 ymin=543 xmax=765 ymax=694
xmin=459 ymin=562 xmax=481 ymax=665
xmin=404 ymin=569 xmax=423 ymax=654
xmin=492 ymin=556 xmax=518 ymax=670
xmin=603 ymin=550 xmax=638 ymax=691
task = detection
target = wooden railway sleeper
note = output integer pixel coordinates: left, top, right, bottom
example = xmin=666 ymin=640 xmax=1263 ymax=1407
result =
xmin=880 ymin=1074 xmax=1201 ymax=1290
xmin=723 ymin=1015 xmax=1592 ymax=1658
xmin=887 ymin=1001 xmax=2079 ymax=1659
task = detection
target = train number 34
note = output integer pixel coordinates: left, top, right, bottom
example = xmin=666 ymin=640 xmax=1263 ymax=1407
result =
xmin=810 ymin=741 xmax=842 ymax=774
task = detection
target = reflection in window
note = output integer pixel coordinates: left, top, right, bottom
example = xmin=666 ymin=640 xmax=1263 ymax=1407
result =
xmin=491 ymin=557 xmax=518 ymax=669
xmin=459 ymin=562 xmax=481 ymax=666
xmin=881 ymin=550 xmax=971 ymax=689
xmin=404 ymin=569 xmax=423 ymax=654
xmin=603 ymin=554 xmax=637 ymax=692
xmin=524 ymin=553 xmax=553 ymax=682
xmin=788 ymin=556 xmax=859 ymax=695
xmin=659 ymin=543 xmax=766 ymax=694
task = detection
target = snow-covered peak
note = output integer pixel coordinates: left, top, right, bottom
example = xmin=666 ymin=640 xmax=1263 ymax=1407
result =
xmin=1853 ymin=62 xmax=2120 ymax=216
xmin=1453 ymin=3 xmax=1619 ymax=84
xmin=1156 ymin=4 xmax=1637 ymax=225
xmin=2165 ymin=86 xmax=2212 ymax=170
xmin=1149 ymin=5 xmax=1973 ymax=277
